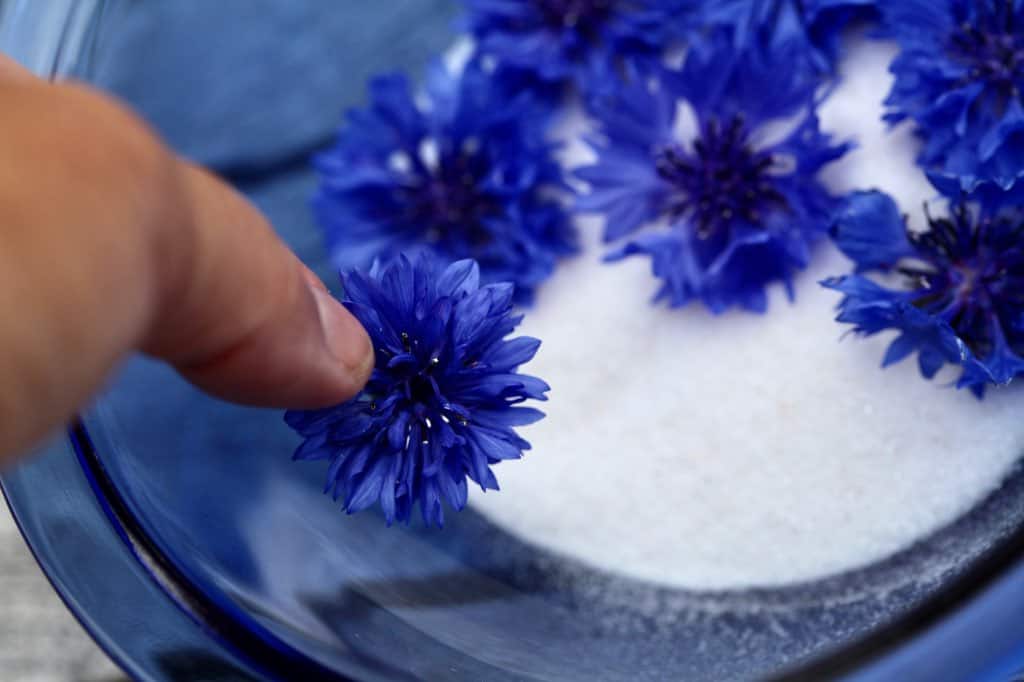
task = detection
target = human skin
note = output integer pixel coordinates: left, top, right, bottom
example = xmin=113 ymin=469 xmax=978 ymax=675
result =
xmin=0 ymin=56 xmax=374 ymax=461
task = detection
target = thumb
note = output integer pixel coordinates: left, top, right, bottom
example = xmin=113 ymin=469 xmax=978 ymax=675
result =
xmin=142 ymin=161 xmax=374 ymax=408
xmin=0 ymin=76 xmax=372 ymax=458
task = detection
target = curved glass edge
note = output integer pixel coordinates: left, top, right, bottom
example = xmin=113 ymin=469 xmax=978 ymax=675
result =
xmin=848 ymin=556 xmax=1024 ymax=682
xmin=772 ymin=509 xmax=1024 ymax=681
xmin=70 ymin=393 xmax=1024 ymax=682
xmin=0 ymin=0 xmax=106 ymax=78
xmin=0 ymin=430 xmax=267 ymax=682
xmin=7 ymin=433 xmax=1021 ymax=682
xmin=70 ymin=421 xmax=360 ymax=681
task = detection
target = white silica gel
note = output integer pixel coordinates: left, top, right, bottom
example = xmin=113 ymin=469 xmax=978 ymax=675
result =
xmin=468 ymin=41 xmax=1024 ymax=589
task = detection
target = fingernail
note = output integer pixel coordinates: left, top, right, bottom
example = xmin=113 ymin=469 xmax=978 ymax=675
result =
xmin=311 ymin=286 xmax=373 ymax=374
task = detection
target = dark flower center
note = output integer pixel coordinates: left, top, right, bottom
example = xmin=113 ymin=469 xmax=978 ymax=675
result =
xmin=369 ymin=334 xmax=450 ymax=437
xmin=900 ymin=205 xmax=1024 ymax=356
xmin=950 ymin=4 xmax=1024 ymax=98
xmin=412 ymin=141 xmax=498 ymax=248
xmin=533 ymin=0 xmax=614 ymax=32
xmin=406 ymin=373 xmax=439 ymax=407
xmin=392 ymin=333 xmax=442 ymax=406
xmin=654 ymin=116 xmax=789 ymax=238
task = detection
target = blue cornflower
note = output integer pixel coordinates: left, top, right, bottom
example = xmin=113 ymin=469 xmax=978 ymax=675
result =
xmin=699 ymin=0 xmax=877 ymax=74
xmin=285 ymin=254 xmax=549 ymax=527
xmin=823 ymin=190 xmax=1024 ymax=395
xmin=881 ymin=0 xmax=1024 ymax=198
xmin=313 ymin=60 xmax=576 ymax=304
xmin=576 ymin=35 xmax=851 ymax=313
xmin=461 ymin=0 xmax=694 ymax=94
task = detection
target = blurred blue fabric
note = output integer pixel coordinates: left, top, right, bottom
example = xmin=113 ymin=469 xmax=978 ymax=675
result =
xmin=90 ymin=0 xmax=458 ymax=283
xmin=93 ymin=0 xmax=458 ymax=174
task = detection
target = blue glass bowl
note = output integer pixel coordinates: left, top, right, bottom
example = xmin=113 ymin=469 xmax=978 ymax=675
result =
xmin=5 ymin=3 xmax=1024 ymax=680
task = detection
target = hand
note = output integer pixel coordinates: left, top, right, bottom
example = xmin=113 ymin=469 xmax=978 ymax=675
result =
xmin=0 ymin=57 xmax=373 ymax=462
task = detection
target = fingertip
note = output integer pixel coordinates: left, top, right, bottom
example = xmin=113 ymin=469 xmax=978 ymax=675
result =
xmin=311 ymin=286 xmax=375 ymax=394
xmin=143 ymin=161 xmax=371 ymax=410
xmin=171 ymin=268 xmax=373 ymax=411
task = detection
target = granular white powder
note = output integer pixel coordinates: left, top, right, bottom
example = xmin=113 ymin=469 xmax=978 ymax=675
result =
xmin=468 ymin=41 xmax=1024 ymax=590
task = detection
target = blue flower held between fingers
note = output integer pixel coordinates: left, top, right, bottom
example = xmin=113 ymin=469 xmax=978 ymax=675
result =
xmin=577 ymin=34 xmax=851 ymax=313
xmin=824 ymin=190 xmax=1024 ymax=395
xmin=881 ymin=0 xmax=1024 ymax=199
xmin=285 ymin=255 xmax=549 ymax=527
xmin=313 ymin=60 xmax=577 ymax=304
